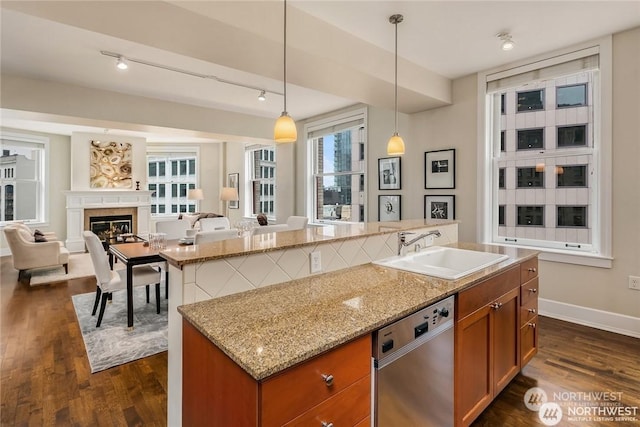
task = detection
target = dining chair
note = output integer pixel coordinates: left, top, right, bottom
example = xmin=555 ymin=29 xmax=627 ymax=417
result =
xmin=156 ymin=219 xmax=191 ymax=240
xmin=194 ymin=229 xmax=238 ymax=244
xmin=83 ymin=231 xmax=162 ymax=327
xmin=252 ymin=224 xmax=289 ymax=235
xmin=198 ymin=217 xmax=231 ymax=231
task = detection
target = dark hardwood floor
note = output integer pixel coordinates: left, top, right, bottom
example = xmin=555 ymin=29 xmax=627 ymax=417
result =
xmin=2 ymin=255 xmax=639 ymax=426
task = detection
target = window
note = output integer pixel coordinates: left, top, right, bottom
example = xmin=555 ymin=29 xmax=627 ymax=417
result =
xmin=0 ymin=132 xmax=48 ymax=224
xmin=147 ymin=148 xmax=198 ymax=216
xmin=517 ymin=89 xmax=544 ymax=112
xmin=246 ymin=146 xmax=276 ymax=218
xmin=557 ymin=84 xmax=587 ymax=108
xmin=306 ymin=109 xmax=366 ymax=223
xmin=480 ymin=39 xmax=611 ymax=264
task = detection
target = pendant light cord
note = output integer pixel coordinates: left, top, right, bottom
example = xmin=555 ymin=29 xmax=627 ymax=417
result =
xmin=283 ymin=0 xmax=288 ymax=114
xmin=394 ymin=19 xmax=398 ymax=134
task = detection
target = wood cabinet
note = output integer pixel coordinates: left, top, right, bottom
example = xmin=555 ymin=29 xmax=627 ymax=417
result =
xmin=520 ymin=258 xmax=539 ymax=366
xmin=182 ymin=319 xmax=370 ymax=427
xmin=455 ymin=266 xmax=521 ymax=427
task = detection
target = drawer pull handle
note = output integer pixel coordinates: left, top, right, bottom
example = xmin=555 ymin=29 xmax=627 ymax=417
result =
xmin=529 ymin=288 xmax=537 ymax=293
xmin=490 ymin=302 xmax=503 ymax=310
xmin=528 ymin=322 xmax=536 ymax=329
xmin=321 ymin=374 xmax=334 ymax=386
xmin=321 ymin=422 xmax=334 ymax=427
xmin=528 ymin=308 xmax=537 ymax=314
xmin=527 ymin=267 xmax=537 ymax=273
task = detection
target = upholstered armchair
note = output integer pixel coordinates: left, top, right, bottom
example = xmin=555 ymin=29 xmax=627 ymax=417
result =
xmin=3 ymin=225 xmax=70 ymax=282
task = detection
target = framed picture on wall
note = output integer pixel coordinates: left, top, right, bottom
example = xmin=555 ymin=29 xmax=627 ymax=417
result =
xmin=378 ymin=157 xmax=401 ymax=190
xmin=424 ymin=149 xmax=456 ymax=189
xmin=379 ymin=195 xmax=401 ymax=221
xmin=228 ymin=173 xmax=239 ymax=209
xmin=424 ymin=195 xmax=455 ymax=220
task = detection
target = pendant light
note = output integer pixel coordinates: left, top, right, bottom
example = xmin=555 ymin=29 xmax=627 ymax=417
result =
xmin=387 ymin=14 xmax=405 ymax=156
xmin=274 ymin=0 xmax=297 ymax=143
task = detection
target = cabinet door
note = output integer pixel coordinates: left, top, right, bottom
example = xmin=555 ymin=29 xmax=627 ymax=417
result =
xmin=456 ymin=304 xmax=492 ymax=427
xmin=492 ymin=287 xmax=520 ymax=394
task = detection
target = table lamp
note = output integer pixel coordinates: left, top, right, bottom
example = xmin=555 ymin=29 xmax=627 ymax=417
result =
xmin=188 ymin=188 xmax=204 ymax=212
xmin=220 ymin=187 xmax=238 ymax=218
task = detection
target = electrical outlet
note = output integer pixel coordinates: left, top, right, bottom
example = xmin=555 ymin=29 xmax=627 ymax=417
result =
xmin=310 ymin=251 xmax=322 ymax=274
xmin=629 ymin=276 xmax=640 ymax=291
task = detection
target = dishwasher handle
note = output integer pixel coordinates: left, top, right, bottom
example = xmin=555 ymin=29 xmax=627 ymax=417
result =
xmin=414 ymin=321 xmax=429 ymax=338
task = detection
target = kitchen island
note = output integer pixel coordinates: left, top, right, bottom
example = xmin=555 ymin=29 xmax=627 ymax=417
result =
xmin=177 ymin=242 xmax=539 ymax=426
xmin=161 ymin=219 xmax=459 ymax=426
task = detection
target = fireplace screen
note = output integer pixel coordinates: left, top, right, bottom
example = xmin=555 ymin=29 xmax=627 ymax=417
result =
xmin=89 ymin=215 xmax=133 ymax=241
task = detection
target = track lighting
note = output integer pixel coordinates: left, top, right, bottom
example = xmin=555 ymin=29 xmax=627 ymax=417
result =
xmin=116 ymin=56 xmax=128 ymax=70
xmin=497 ymin=33 xmax=515 ymax=51
xmin=100 ymin=50 xmax=281 ymax=102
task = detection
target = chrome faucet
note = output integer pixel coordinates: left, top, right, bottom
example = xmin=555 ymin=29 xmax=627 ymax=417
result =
xmin=397 ymin=230 xmax=441 ymax=255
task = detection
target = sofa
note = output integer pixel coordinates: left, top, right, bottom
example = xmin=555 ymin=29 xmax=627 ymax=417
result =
xmin=3 ymin=224 xmax=70 ymax=283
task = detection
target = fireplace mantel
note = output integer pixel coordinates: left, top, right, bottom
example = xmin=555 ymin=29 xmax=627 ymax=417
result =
xmin=64 ymin=190 xmax=152 ymax=252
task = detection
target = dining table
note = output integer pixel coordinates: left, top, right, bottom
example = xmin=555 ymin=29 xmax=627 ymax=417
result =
xmin=108 ymin=240 xmax=172 ymax=329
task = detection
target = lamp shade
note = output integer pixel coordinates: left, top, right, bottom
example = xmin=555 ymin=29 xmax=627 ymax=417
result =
xmin=274 ymin=113 xmax=297 ymax=143
xmin=387 ymin=133 xmax=405 ymax=155
xmin=220 ymin=187 xmax=239 ymax=202
xmin=187 ymin=188 xmax=204 ymax=200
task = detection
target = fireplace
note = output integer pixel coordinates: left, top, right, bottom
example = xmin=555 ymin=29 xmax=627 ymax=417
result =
xmin=65 ymin=191 xmax=152 ymax=253
xmin=89 ymin=214 xmax=133 ymax=241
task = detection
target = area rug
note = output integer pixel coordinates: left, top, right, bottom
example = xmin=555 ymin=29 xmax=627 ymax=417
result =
xmin=29 ymin=252 xmax=99 ymax=285
xmin=72 ymin=286 xmax=168 ymax=373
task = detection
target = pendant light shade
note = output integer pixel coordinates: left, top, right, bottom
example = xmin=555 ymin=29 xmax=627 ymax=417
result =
xmin=387 ymin=133 xmax=405 ymax=156
xmin=274 ymin=0 xmax=297 ymax=143
xmin=274 ymin=112 xmax=297 ymax=143
xmin=387 ymin=14 xmax=405 ymax=155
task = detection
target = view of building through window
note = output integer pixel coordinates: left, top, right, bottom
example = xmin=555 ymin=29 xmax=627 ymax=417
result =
xmin=491 ymin=68 xmax=597 ymax=251
xmin=247 ymin=146 xmax=276 ymax=217
xmin=0 ymin=135 xmax=45 ymax=223
xmin=147 ymin=153 xmax=197 ymax=215
xmin=312 ymin=125 xmax=365 ymax=223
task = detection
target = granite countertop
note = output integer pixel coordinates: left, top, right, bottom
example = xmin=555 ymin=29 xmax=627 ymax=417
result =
xmin=178 ymin=242 xmax=538 ymax=381
xmin=160 ymin=218 xmax=454 ymax=267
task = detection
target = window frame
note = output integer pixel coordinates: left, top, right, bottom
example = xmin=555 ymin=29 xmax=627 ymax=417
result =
xmin=477 ymin=36 xmax=613 ymax=268
xmin=304 ymin=108 xmax=367 ymax=225
xmin=0 ymin=131 xmax=50 ymax=226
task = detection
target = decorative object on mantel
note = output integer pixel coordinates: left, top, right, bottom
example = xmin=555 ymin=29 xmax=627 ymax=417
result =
xmin=424 ymin=148 xmax=456 ymax=189
xmin=72 ymin=286 xmax=168 ymax=373
xmin=136 ymin=181 xmax=140 ymax=190
xmin=273 ymin=0 xmax=297 ymax=143
xmin=387 ymin=13 xmax=405 ymax=156
xmin=89 ymin=140 xmax=132 ymax=188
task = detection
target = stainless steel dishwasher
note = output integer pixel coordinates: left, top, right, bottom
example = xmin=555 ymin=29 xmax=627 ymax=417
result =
xmin=373 ymin=295 xmax=455 ymax=426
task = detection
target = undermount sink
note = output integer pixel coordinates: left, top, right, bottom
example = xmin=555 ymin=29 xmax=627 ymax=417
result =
xmin=374 ymin=246 xmax=509 ymax=280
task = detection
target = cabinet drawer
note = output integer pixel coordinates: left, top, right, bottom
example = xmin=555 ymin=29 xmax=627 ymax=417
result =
xmin=520 ymin=297 xmax=538 ymax=326
xmin=261 ymin=335 xmax=371 ymax=427
xmin=521 ymin=316 xmax=538 ymax=366
xmin=521 ymin=277 xmax=539 ymax=306
xmin=520 ymin=258 xmax=538 ymax=284
xmin=458 ymin=266 xmax=520 ymax=319
xmin=284 ymin=375 xmax=370 ymax=427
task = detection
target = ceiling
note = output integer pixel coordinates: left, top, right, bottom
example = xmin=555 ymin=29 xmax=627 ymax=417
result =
xmin=1 ymin=1 xmax=639 ymax=143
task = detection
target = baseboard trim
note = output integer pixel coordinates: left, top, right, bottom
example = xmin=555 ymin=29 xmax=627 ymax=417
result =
xmin=539 ymin=298 xmax=640 ymax=339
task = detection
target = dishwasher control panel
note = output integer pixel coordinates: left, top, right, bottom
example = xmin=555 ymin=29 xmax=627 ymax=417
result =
xmin=373 ymin=295 xmax=455 ymax=360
